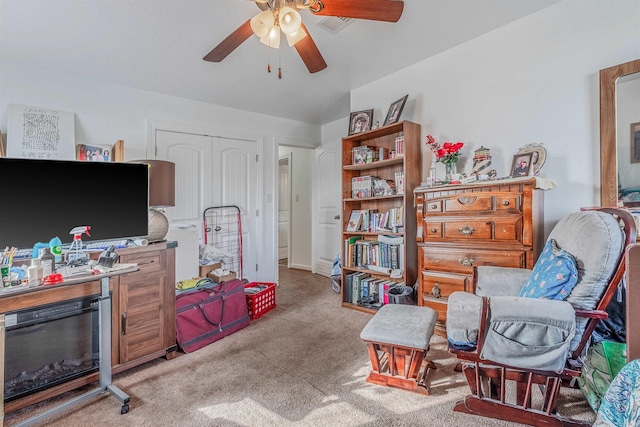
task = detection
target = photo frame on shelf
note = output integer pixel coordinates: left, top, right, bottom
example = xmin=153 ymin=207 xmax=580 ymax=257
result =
xmin=516 ymin=143 xmax=547 ymax=176
xmin=631 ymin=122 xmax=640 ymax=163
xmin=349 ymin=109 xmax=374 ymax=135
xmin=510 ymin=152 xmax=533 ymax=178
xmin=383 ymin=94 xmax=408 ymax=125
xmin=76 ymin=144 xmax=113 ymax=161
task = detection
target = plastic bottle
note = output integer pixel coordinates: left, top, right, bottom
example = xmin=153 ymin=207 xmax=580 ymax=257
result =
xmin=40 ymin=248 xmax=55 ymax=277
xmin=49 ymin=236 xmax=63 ymax=263
xmin=28 ymin=257 xmax=43 ymax=287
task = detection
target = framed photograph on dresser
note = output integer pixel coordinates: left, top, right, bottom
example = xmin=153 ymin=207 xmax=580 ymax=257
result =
xmin=510 ymin=153 xmax=533 ymax=178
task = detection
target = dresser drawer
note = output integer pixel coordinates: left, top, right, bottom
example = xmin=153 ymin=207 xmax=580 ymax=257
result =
xmin=119 ymin=250 xmax=165 ymax=284
xmin=423 ymin=217 xmax=522 ymax=243
xmin=443 ymin=194 xmax=494 ymax=213
xmin=421 ymin=246 xmax=526 ymax=274
xmin=421 ymin=270 xmax=469 ymax=298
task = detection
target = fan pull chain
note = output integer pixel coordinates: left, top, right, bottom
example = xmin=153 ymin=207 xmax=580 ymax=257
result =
xmin=278 ymin=48 xmax=282 ymax=79
xmin=267 ymin=46 xmax=271 ymax=73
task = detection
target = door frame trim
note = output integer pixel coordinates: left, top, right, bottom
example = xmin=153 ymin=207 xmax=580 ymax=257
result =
xmin=278 ymin=153 xmax=293 ymax=267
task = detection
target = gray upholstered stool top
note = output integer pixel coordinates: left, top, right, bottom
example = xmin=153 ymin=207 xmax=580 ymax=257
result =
xmin=360 ymin=304 xmax=438 ymax=350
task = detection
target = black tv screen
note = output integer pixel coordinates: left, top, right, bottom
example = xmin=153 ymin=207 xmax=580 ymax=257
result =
xmin=0 ymin=158 xmax=149 ymax=250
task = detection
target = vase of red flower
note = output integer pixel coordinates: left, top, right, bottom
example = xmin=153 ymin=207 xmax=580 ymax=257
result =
xmin=426 ymin=135 xmax=464 ymax=181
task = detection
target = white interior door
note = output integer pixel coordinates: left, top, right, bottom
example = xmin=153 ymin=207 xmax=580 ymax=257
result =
xmin=278 ymin=158 xmax=290 ymax=261
xmin=155 ymin=130 xmax=258 ymax=282
xmin=312 ymin=139 xmax=341 ymax=277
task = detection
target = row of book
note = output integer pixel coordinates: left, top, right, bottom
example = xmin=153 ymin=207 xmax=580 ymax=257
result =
xmin=344 ymin=271 xmax=405 ymax=306
xmin=395 ymin=135 xmax=405 ymax=155
xmin=351 ymin=175 xmax=399 ymax=198
xmin=346 ymin=207 xmax=404 ymax=233
xmin=343 ymin=235 xmax=404 ymax=270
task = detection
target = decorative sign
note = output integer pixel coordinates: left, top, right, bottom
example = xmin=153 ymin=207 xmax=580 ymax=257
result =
xmin=6 ymin=104 xmax=76 ymax=160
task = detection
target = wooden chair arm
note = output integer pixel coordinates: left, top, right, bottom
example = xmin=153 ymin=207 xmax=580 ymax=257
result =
xmin=574 ymin=308 xmax=608 ymax=319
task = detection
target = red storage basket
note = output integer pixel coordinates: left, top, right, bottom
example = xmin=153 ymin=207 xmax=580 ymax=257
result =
xmin=244 ymin=282 xmax=276 ymax=320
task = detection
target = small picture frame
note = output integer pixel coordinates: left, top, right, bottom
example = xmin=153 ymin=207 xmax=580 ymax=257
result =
xmin=510 ymin=153 xmax=533 ymax=178
xmin=76 ymin=144 xmax=113 ymax=162
xmin=631 ymin=121 xmax=640 ymax=163
xmin=383 ymin=94 xmax=408 ymax=125
xmin=349 ymin=109 xmax=374 ymax=135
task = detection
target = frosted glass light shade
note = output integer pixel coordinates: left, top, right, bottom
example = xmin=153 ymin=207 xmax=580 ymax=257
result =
xmin=279 ymin=7 xmax=301 ymax=35
xmin=250 ymin=10 xmax=275 ymax=39
xmin=260 ymin=26 xmax=281 ymax=48
xmin=285 ymin=26 xmax=307 ymax=46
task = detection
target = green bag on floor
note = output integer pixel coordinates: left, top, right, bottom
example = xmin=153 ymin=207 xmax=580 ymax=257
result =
xmin=577 ymin=341 xmax=626 ymax=412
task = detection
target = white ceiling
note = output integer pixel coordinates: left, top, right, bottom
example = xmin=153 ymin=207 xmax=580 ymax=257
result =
xmin=0 ymin=0 xmax=562 ymax=125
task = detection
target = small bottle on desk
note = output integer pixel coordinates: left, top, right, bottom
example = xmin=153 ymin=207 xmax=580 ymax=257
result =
xmin=40 ymin=248 xmax=55 ymax=277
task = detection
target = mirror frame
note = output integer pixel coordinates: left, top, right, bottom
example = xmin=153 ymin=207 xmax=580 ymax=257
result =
xmin=600 ymin=58 xmax=640 ymax=206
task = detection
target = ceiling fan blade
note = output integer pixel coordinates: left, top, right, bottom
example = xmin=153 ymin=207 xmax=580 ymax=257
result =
xmin=310 ymin=0 xmax=404 ymax=22
xmin=293 ymin=23 xmax=327 ymax=73
xmin=203 ymin=20 xmax=253 ymax=62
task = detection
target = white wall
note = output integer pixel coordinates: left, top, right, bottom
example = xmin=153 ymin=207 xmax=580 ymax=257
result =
xmin=0 ymin=62 xmax=322 ymax=283
xmin=278 ymin=146 xmax=314 ymax=270
xmin=350 ymin=0 xmax=640 ymax=234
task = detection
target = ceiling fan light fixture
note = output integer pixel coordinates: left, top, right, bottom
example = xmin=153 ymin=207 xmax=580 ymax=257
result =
xmin=260 ymin=25 xmax=281 ymax=48
xmin=278 ymin=6 xmax=302 ymax=35
xmin=250 ymin=10 xmax=276 ymax=38
xmin=285 ymin=26 xmax=307 ymax=46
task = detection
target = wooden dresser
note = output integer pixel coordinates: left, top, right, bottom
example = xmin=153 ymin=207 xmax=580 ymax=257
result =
xmin=415 ymin=178 xmax=544 ymax=334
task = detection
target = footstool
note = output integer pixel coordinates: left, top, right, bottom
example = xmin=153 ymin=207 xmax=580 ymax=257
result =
xmin=360 ymin=304 xmax=438 ymax=394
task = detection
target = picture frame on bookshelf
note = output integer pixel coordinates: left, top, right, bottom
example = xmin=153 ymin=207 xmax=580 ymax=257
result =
xmin=346 ymin=211 xmax=363 ymax=232
xmin=349 ymin=109 xmax=374 ymax=135
xmin=383 ymin=94 xmax=408 ymax=125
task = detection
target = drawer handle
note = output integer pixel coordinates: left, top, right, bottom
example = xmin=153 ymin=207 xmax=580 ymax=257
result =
xmin=458 ymin=225 xmax=475 ymax=235
xmin=430 ymin=203 xmax=438 ymax=210
xmin=431 ymin=228 xmax=438 ymax=233
xmin=432 ymin=283 xmax=441 ymax=298
xmin=502 ymin=200 xmax=510 ymax=206
xmin=138 ymin=260 xmax=155 ymax=266
xmin=122 ymin=312 xmax=127 ymax=336
xmin=459 ymin=257 xmax=475 ymax=267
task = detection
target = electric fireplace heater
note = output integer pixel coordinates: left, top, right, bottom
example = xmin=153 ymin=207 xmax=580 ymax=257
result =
xmin=4 ymin=296 xmax=99 ymax=402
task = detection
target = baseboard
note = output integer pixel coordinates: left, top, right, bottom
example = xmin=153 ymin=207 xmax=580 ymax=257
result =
xmin=288 ymin=263 xmax=312 ymax=271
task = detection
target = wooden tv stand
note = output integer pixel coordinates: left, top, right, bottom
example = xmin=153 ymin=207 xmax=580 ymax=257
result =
xmin=0 ymin=242 xmax=177 ymax=415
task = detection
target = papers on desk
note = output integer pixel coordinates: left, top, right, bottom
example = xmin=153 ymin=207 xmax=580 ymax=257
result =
xmin=94 ymin=263 xmax=138 ymax=274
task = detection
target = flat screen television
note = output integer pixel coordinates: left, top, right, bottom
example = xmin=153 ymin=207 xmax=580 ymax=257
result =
xmin=0 ymin=158 xmax=149 ymax=251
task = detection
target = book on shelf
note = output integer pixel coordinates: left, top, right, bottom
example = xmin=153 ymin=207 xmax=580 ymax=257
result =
xmin=346 ymin=211 xmax=363 ymax=232
xmin=351 ymin=175 xmax=376 ymax=198
xmin=395 ymin=135 xmax=405 ymax=156
xmin=394 ymin=171 xmax=405 ymax=195
xmin=352 ymin=145 xmax=377 ymax=165
xmin=344 ymin=235 xmax=363 ymax=267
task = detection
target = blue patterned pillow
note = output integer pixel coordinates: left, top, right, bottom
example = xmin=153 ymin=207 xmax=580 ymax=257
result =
xmin=519 ymin=239 xmax=579 ymax=300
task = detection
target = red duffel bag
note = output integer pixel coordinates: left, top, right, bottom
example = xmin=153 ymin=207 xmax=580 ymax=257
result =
xmin=175 ymin=278 xmax=250 ymax=353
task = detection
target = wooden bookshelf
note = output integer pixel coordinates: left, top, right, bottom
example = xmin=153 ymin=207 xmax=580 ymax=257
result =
xmin=340 ymin=121 xmax=421 ymax=313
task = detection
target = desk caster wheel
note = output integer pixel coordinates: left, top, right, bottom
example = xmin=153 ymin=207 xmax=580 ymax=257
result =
xmin=121 ymin=404 xmax=129 ymax=414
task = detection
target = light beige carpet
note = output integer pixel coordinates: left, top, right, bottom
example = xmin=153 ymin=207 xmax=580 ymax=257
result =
xmin=5 ymin=266 xmax=596 ymax=426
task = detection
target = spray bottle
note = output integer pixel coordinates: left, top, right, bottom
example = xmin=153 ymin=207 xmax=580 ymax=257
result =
xmin=65 ymin=226 xmax=91 ymax=264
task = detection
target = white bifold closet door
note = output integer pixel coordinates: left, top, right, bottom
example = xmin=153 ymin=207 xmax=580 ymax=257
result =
xmin=155 ymin=130 xmax=257 ymax=282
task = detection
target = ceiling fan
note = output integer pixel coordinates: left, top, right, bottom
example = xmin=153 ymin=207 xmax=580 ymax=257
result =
xmin=203 ymin=0 xmax=404 ymax=75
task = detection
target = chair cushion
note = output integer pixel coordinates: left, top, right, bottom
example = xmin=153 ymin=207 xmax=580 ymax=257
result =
xmin=547 ymin=211 xmax=624 ymax=351
xmin=518 ymin=239 xmax=578 ymax=300
xmin=446 ymin=292 xmax=576 ymax=373
xmin=360 ymin=304 xmax=437 ymax=350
